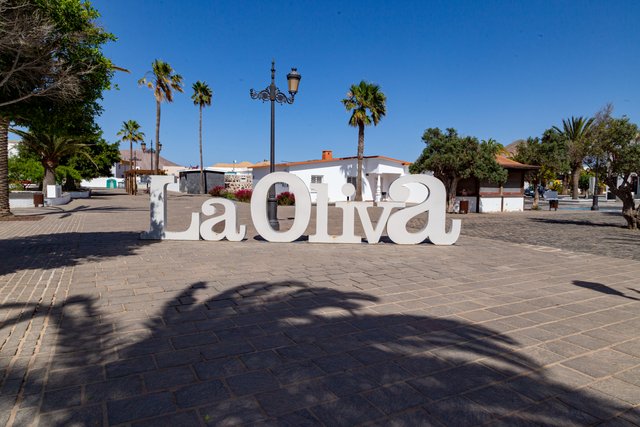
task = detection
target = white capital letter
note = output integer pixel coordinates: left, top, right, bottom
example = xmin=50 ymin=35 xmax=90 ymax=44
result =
xmin=200 ymin=198 xmax=246 ymax=241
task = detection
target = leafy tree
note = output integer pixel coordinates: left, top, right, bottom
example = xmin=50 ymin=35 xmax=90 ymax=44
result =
xmin=552 ymin=116 xmax=595 ymax=199
xmin=588 ymin=107 xmax=640 ymax=229
xmin=191 ymin=81 xmax=213 ymax=194
xmin=139 ymin=60 xmax=183 ymax=173
xmin=63 ymin=139 xmax=120 ymax=189
xmin=11 ymin=129 xmax=92 ymax=187
xmin=341 ymin=81 xmax=386 ymax=201
xmin=411 ymin=128 xmax=507 ymax=211
xmin=0 ymin=0 xmax=114 ymax=216
xmin=8 ymin=148 xmax=44 ymax=186
xmin=513 ymin=133 xmax=567 ymax=209
xmin=116 ymin=120 xmax=145 ymax=174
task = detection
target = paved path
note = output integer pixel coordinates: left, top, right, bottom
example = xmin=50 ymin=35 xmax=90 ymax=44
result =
xmin=1 ymin=191 xmax=639 ymax=426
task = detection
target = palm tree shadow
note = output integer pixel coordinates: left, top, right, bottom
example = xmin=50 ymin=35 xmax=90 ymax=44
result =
xmin=573 ymin=280 xmax=640 ymax=301
xmin=0 ymin=231 xmax=158 ymax=276
xmin=1 ymin=281 xmax=635 ymax=426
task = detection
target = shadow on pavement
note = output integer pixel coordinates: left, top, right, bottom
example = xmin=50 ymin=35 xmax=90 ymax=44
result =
xmin=572 ymin=281 xmax=639 ymax=301
xmin=0 ymin=231 xmax=156 ymax=276
xmin=0 ymin=281 xmax=636 ymax=426
xmin=528 ymin=217 xmax=625 ymax=228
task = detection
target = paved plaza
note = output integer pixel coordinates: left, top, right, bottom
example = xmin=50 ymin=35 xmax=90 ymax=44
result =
xmin=1 ymin=190 xmax=639 ymax=426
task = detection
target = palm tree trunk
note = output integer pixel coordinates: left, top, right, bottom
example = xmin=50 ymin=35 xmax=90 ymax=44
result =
xmin=571 ymin=166 xmax=580 ymax=199
xmin=129 ymin=139 xmax=133 ymax=195
xmin=0 ymin=115 xmax=11 ymax=216
xmin=155 ymin=100 xmax=161 ymax=174
xmin=356 ymin=123 xmax=365 ymax=201
xmin=43 ymin=161 xmax=56 ymax=188
xmin=199 ymin=105 xmax=204 ymax=194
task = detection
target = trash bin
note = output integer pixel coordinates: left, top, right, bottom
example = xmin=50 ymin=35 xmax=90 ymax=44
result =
xmin=33 ymin=192 xmax=44 ymax=207
xmin=549 ymin=200 xmax=559 ymax=210
xmin=459 ymin=200 xmax=469 ymax=214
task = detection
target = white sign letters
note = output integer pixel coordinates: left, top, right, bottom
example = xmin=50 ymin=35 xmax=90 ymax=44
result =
xmin=140 ymin=173 xmax=461 ymax=245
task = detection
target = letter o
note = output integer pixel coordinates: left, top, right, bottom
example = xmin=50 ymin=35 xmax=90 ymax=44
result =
xmin=251 ymin=172 xmax=311 ymax=242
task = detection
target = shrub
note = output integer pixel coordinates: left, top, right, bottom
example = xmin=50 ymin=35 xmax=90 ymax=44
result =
xmin=209 ymin=186 xmax=226 ymax=197
xmin=277 ymin=191 xmax=295 ymax=206
xmin=234 ymin=189 xmax=252 ymax=202
xmin=548 ymin=179 xmax=564 ymax=193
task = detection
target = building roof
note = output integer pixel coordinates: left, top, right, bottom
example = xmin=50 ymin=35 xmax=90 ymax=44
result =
xmin=251 ymin=155 xmax=411 ymax=169
xmin=210 ymin=161 xmax=255 ymax=168
xmin=496 ymin=155 xmax=539 ymax=170
xmin=120 ymin=150 xmax=182 ymax=170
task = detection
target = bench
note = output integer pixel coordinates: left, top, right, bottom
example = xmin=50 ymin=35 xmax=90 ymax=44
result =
xmin=544 ymin=190 xmax=559 ymax=210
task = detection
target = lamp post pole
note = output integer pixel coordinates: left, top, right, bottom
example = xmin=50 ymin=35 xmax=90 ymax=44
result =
xmin=250 ymin=61 xmax=301 ymax=230
xmin=591 ymin=157 xmax=600 ymax=210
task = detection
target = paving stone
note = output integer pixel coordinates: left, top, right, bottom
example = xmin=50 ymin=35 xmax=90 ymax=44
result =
xmin=106 ymin=355 xmax=155 ymax=378
xmin=85 ymin=375 xmax=144 ymax=402
xmin=362 ymin=382 xmax=426 ymax=415
xmin=143 ymin=366 xmax=195 ymax=391
xmin=194 ymin=357 xmax=245 ymax=380
xmin=200 ymin=397 xmax=266 ymax=425
xmin=310 ymin=394 xmax=383 ymax=426
xmin=41 ymin=386 xmax=82 ymax=412
xmin=131 ymin=410 xmax=201 ymax=427
xmin=226 ymin=370 xmax=280 ymax=396
xmin=107 ymin=392 xmax=176 ymax=424
xmin=38 ymin=404 xmax=104 ymax=426
xmin=174 ymin=380 xmax=230 ymax=408
xmin=561 ymin=349 xmax=640 ymax=378
xmin=424 ymin=396 xmax=494 ymax=426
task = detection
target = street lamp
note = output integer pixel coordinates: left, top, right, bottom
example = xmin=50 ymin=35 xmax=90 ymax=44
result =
xmin=250 ymin=60 xmax=301 ymax=230
xmin=591 ymin=157 xmax=600 ymax=211
xmin=141 ymin=141 xmax=162 ymax=174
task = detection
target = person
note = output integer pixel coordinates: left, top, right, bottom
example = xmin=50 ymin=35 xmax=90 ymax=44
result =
xmin=538 ymin=184 xmax=545 ymax=198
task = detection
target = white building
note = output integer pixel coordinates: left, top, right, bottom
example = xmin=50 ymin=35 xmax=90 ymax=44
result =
xmin=252 ymin=150 xmax=415 ymax=202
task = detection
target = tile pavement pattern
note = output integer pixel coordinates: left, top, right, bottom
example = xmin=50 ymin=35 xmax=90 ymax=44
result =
xmin=1 ymin=191 xmax=639 ymax=426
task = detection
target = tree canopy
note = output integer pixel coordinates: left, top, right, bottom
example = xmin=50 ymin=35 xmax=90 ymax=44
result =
xmin=411 ymin=128 xmax=507 ymax=211
xmin=0 ymin=0 xmax=115 ymax=216
xmin=588 ymin=107 xmax=640 ymax=229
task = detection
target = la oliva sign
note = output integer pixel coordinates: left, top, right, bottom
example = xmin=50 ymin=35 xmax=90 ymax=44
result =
xmin=140 ymin=172 xmax=461 ymax=245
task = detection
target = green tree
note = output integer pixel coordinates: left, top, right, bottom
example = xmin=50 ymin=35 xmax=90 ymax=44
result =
xmin=0 ymin=0 xmax=114 ymax=216
xmin=138 ymin=60 xmax=183 ymax=173
xmin=64 ymin=138 xmax=120 ymax=189
xmin=341 ymin=81 xmax=386 ymax=201
xmin=411 ymin=128 xmax=507 ymax=211
xmin=116 ymin=120 xmax=145 ymax=175
xmin=8 ymin=147 xmax=44 ymax=187
xmin=553 ymin=116 xmax=595 ymax=199
xmin=191 ymin=81 xmax=213 ymax=194
xmin=513 ymin=133 xmax=567 ymax=209
xmin=588 ymin=107 xmax=640 ymax=229
xmin=11 ymin=129 xmax=92 ymax=187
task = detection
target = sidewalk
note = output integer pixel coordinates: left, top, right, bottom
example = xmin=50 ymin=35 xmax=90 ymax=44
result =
xmin=1 ymin=191 xmax=639 ymax=426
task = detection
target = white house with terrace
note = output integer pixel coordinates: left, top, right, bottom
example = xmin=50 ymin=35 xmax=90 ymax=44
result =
xmin=251 ymin=150 xmax=420 ymax=203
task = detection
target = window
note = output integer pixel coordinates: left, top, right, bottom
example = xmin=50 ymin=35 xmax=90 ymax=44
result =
xmin=311 ymin=175 xmax=323 ymax=184
xmin=347 ymin=176 xmax=357 ymax=186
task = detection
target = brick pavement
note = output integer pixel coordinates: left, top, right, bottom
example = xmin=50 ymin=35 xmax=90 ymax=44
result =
xmin=0 ymin=191 xmax=639 ymax=426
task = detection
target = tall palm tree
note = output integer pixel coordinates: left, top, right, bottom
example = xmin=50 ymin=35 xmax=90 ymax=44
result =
xmin=553 ymin=116 xmax=594 ymax=199
xmin=138 ymin=60 xmax=183 ymax=173
xmin=11 ymin=129 xmax=91 ymax=188
xmin=191 ymin=81 xmax=213 ymax=194
xmin=341 ymin=81 xmax=386 ymax=201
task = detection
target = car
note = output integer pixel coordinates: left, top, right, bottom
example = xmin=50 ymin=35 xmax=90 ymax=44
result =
xmin=524 ymin=187 xmax=535 ymax=197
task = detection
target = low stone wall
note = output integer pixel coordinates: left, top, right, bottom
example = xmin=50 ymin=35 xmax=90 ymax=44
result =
xmin=225 ymin=174 xmax=252 ymax=192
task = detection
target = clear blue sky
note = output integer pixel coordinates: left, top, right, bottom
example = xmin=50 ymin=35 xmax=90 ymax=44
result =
xmin=94 ymin=0 xmax=640 ymax=167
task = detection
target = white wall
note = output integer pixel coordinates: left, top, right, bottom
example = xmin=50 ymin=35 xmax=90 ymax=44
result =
xmin=252 ymin=159 xmax=411 ymax=203
xmin=503 ymin=197 xmax=524 ymax=212
xmin=479 ymin=197 xmax=502 ymax=213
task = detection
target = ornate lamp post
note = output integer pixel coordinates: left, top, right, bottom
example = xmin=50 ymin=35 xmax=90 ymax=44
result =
xmin=250 ymin=60 xmax=301 ymax=230
xmin=141 ymin=141 xmax=162 ymax=173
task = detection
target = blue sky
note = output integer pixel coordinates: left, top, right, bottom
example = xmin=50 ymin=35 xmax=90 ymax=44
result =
xmin=94 ymin=0 xmax=640 ymax=167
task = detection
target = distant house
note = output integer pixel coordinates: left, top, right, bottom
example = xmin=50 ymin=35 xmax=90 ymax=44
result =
xmin=455 ymin=155 xmax=538 ymax=213
xmin=252 ymin=150 xmax=414 ymax=202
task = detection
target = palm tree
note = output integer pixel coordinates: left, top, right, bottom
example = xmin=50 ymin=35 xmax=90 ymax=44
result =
xmin=117 ymin=120 xmax=145 ymax=195
xmin=11 ymin=129 xmax=91 ymax=188
xmin=553 ymin=116 xmax=594 ymax=199
xmin=138 ymin=60 xmax=183 ymax=173
xmin=341 ymin=81 xmax=386 ymax=201
xmin=191 ymin=81 xmax=213 ymax=194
